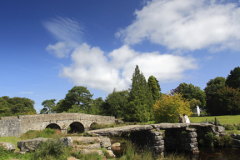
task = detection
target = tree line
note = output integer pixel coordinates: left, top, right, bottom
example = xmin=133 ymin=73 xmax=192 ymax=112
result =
xmin=2 ymin=65 xmax=240 ymax=122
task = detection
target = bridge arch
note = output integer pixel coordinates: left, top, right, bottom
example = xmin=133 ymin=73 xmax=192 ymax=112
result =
xmin=89 ymin=122 xmax=99 ymax=130
xmin=45 ymin=123 xmax=61 ymax=130
xmin=68 ymin=121 xmax=84 ymax=133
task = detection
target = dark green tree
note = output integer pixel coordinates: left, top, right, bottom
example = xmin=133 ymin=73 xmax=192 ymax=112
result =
xmin=172 ymin=83 xmax=206 ymax=108
xmin=88 ymin=97 xmax=104 ymax=115
xmin=204 ymin=77 xmax=226 ymax=114
xmin=226 ymin=66 xmax=240 ymax=89
xmin=65 ymin=86 xmax=93 ymax=111
xmin=40 ymin=99 xmax=56 ymax=114
xmin=125 ymin=65 xmax=153 ymax=122
xmin=102 ymin=89 xmax=129 ymax=118
xmin=210 ymin=86 xmax=240 ymax=115
xmin=148 ymin=75 xmax=161 ymax=101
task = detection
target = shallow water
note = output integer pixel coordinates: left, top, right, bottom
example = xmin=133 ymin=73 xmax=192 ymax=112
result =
xmin=110 ymin=136 xmax=240 ymax=160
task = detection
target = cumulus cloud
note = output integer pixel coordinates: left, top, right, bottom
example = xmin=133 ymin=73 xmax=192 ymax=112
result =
xmin=60 ymin=44 xmax=197 ymax=92
xmin=43 ymin=17 xmax=84 ymax=58
xmin=116 ymin=0 xmax=240 ymax=51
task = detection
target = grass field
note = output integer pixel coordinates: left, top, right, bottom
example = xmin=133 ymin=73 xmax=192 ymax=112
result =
xmin=190 ymin=115 xmax=240 ymax=125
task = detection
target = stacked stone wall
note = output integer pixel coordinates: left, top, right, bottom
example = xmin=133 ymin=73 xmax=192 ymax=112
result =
xmin=0 ymin=119 xmax=22 ymax=137
xmin=165 ymin=128 xmax=198 ymax=154
xmin=129 ymin=130 xmax=164 ymax=155
xmin=0 ymin=113 xmax=115 ymax=137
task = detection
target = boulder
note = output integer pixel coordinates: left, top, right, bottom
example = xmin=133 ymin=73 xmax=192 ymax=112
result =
xmin=106 ymin=150 xmax=116 ymax=157
xmin=61 ymin=137 xmax=73 ymax=147
xmin=78 ymin=149 xmax=103 ymax=155
xmin=100 ymin=137 xmax=111 ymax=149
xmin=0 ymin=142 xmax=16 ymax=151
xmin=111 ymin=142 xmax=120 ymax=147
xmin=73 ymin=143 xmax=101 ymax=150
xmin=216 ymin=126 xmax=225 ymax=133
xmin=17 ymin=138 xmax=48 ymax=152
xmin=71 ymin=137 xmax=100 ymax=144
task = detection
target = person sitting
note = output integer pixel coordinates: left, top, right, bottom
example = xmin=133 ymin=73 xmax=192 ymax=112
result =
xmin=183 ymin=114 xmax=190 ymax=123
xmin=178 ymin=114 xmax=185 ymax=123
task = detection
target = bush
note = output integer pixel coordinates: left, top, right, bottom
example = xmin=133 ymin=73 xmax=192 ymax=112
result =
xmin=0 ymin=146 xmax=32 ymax=160
xmin=224 ymin=124 xmax=236 ymax=130
xmin=199 ymin=132 xmax=217 ymax=147
xmin=89 ymin=123 xmax=109 ymax=130
xmin=73 ymin=151 xmax=102 ymax=160
xmin=33 ymin=138 xmax=71 ymax=160
xmin=216 ymin=135 xmax=232 ymax=148
xmin=20 ymin=128 xmax=62 ymax=140
xmin=154 ymin=93 xmax=192 ymax=123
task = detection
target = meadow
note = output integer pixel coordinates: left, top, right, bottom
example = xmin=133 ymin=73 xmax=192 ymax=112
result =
xmin=190 ymin=115 xmax=240 ymax=125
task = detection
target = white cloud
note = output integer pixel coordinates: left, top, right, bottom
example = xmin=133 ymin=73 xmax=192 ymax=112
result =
xmin=116 ymin=0 xmax=240 ymax=51
xmin=46 ymin=42 xmax=72 ymax=58
xmin=43 ymin=17 xmax=84 ymax=58
xmin=60 ymin=44 xmax=197 ymax=93
xmin=20 ymin=92 xmax=34 ymax=94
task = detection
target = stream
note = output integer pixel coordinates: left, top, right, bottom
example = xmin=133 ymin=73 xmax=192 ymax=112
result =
xmin=110 ymin=136 xmax=240 ymax=160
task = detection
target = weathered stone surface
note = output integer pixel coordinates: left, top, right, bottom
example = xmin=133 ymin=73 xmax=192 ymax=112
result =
xmin=17 ymin=138 xmax=49 ymax=152
xmin=71 ymin=136 xmax=100 ymax=144
xmin=78 ymin=149 xmax=103 ymax=155
xmin=100 ymin=137 xmax=111 ymax=149
xmin=188 ymin=132 xmax=197 ymax=138
xmin=74 ymin=143 xmax=101 ymax=149
xmin=153 ymin=146 xmax=164 ymax=153
xmin=0 ymin=142 xmax=16 ymax=151
xmin=106 ymin=150 xmax=116 ymax=157
xmin=111 ymin=142 xmax=120 ymax=147
xmin=216 ymin=126 xmax=225 ymax=133
xmin=87 ymin=125 xmax=153 ymax=136
xmin=61 ymin=137 xmax=73 ymax=147
xmin=154 ymin=136 xmax=163 ymax=141
xmin=0 ymin=113 xmax=115 ymax=137
xmin=232 ymin=139 xmax=240 ymax=148
xmin=231 ymin=133 xmax=236 ymax=139
xmin=236 ymin=134 xmax=240 ymax=140
xmin=154 ymin=140 xmax=164 ymax=146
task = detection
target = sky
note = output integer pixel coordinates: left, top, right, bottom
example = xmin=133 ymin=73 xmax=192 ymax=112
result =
xmin=1 ymin=0 xmax=240 ymax=113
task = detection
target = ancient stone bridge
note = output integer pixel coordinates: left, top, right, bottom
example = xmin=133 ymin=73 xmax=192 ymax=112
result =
xmin=86 ymin=123 xmax=225 ymax=155
xmin=0 ymin=113 xmax=115 ymax=137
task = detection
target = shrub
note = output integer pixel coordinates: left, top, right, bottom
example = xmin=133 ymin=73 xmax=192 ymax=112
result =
xmin=33 ymin=138 xmax=71 ymax=160
xmin=154 ymin=93 xmax=192 ymax=123
xmin=224 ymin=124 xmax=236 ymax=130
xmin=89 ymin=123 xmax=109 ymax=130
xmin=216 ymin=135 xmax=232 ymax=148
xmin=199 ymin=132 xmax=217 ymax=147
xmin=73 ymin=151 xmax=102 ymax=160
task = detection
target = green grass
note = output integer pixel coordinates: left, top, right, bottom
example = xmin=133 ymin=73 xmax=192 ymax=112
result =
xmin=190 ymin=115 xmax=240 ymax=125
xmin=0 ymin=136 xmax=21 ymax=151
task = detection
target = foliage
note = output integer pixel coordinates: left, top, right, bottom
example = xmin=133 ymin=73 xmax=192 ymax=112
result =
xmin=223 ymin=124 xmax=236 ymax=130
xmin=226 ymin=66 xmax=240 ymax=89
xmin=0 ymin=146 xmax=33 ymax=160
xmin=102 ymin=89 xmax=129 ymax=118
xmin=73 ymin=151 xmax=102 ymax=160
xmin=0 ymin=96 xmax=36 ymax=118
xmin=154 ymin=93 xmax=192 ymax=123
xmin=172 ymin=83 xmax=206 ymax=108
xmin=89 ymin=123 xmax=110 ymax=130
xmin=88 ymin=97 xmax=104 ymax=115
xmin=33 ymin=138 xmax=71 ymax=160
xmin=148 ymin=75 xmax=161 ymax=101
xmin=20 ymin=128 xmax=63 ymax=140
xmin=40 ymin=99 xmax=56 ymax=114
xmin=199 ymin=132 xmax=217 ymax=147
xmin=189 ymin=98 xmax=201 ymax=110
xmin=125 ymin=65 xmax=153 ymax=122
xmin=208 ymin=86 xmax=240 ymax=115
xmin=216 ymin=135 xmax=232 ymax=148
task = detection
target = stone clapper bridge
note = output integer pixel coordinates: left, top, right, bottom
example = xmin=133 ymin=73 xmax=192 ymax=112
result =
xmin=0 ymin=113 xmax=224 ymax=155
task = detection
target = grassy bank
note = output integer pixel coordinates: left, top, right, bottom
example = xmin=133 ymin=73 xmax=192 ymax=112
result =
xmin=190 ymin=115 xmax=240 ymax=125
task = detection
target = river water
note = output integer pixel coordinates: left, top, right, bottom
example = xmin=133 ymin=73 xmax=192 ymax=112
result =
xmin=110 ymin=137 xmax=240 ymax=160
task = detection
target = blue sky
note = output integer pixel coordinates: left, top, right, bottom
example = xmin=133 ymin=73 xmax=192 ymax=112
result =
xmin=1 ymin=0 xmax=240 ymax=112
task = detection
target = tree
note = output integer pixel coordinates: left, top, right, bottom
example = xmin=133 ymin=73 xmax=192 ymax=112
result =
xmin=154 ymin=93 xmax=192 ymax=123
xmin=172 ymin=83 xmax=206 ymax=108
xmin=148 ymin=76 xmax=161 ymax=101
xmin=88 ymin=97 xmax=104 ymax=115
xmin=204 ymin=77 xmax=226 ymax=114
xmin=226 ymin=66 xmax=240 ymax=89
xmin=65 ymin=86 xmax=93 ymax=111
xmin=102 ymin=89 xmax=129 ymax=118
xmin=209 ymin=86 xmax=240 ymax=115
xmin=125 ymin=65 xmax=153 ymax=122
xmin=40 ymin=99 xmax=56 ymax=114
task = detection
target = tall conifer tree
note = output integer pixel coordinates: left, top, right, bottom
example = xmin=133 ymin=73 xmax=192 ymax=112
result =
xmin=148 ymin=75 xmax=161 ymax=101
xmin=125 ymin=65 xmax=153 ymax=122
